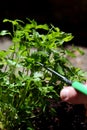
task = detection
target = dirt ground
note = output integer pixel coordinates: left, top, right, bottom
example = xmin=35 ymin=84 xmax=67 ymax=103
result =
xmin=0 ymin=36 xmax=12 ymax=50
xmin=66 ymin=45 xmax=87 ymax=72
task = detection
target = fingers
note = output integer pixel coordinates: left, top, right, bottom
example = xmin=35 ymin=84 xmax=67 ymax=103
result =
xmin=60 ymin=86 xmax=87 ymax=104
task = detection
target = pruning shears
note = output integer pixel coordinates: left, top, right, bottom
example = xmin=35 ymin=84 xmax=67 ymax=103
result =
xmin=37 ymin=62 xmax=87 ymax=95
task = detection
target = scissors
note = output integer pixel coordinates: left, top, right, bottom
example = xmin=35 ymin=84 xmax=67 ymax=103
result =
xmin=37 ymin=62 xmax=87 ymax=95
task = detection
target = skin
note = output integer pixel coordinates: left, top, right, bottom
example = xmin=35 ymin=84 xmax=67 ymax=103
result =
xmin=60 ymin=82 xmax=87 ymax=104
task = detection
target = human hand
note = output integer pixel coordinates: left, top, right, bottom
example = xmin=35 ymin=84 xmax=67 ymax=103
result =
xmin=60 ymin=82 xmax=87 ymax=104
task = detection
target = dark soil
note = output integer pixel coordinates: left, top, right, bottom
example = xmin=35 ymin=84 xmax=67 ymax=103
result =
xmin=32 ymin=101 xmax=87 ymax=130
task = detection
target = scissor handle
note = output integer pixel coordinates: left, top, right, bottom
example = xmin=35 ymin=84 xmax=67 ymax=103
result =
xmin=72 ymin=81 xmax=87 ymax=95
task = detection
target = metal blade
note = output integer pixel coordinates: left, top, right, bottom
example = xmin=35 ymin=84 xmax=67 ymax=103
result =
xmin=37 ymin=62 xmax=72 ymax=85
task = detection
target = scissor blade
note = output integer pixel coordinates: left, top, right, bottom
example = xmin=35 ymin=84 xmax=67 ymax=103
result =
xmin=37 ymin=62 xmax=72 ymax=85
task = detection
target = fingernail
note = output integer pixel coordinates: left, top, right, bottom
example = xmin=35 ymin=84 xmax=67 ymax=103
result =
xmin=60 ymin=89 xmax=69 ymax=101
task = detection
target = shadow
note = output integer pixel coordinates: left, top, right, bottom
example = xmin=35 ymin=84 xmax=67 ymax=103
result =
xmin=0 ymin=0 xmax=87 ymax=46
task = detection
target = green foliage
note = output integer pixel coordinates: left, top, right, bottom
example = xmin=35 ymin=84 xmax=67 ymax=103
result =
xmin=0 ymin=18 xmax=86 ymax=130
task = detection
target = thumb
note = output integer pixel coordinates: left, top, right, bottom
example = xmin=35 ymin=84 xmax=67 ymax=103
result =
xmin=60 ymin=84 xmax=87 ymax=104
xmin=60 ymin=87 xmax=78 ymax=103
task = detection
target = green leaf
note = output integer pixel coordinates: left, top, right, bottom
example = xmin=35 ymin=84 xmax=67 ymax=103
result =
xmin=0 ymin=30 xmax=11 ymax=36
xmin=63 ymin=34 xmax=74 ymax=42
xmin=36 ymin=24 xmax=49 ymax=30
xmin=56 ymin=63 xmax=64 ymax=75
